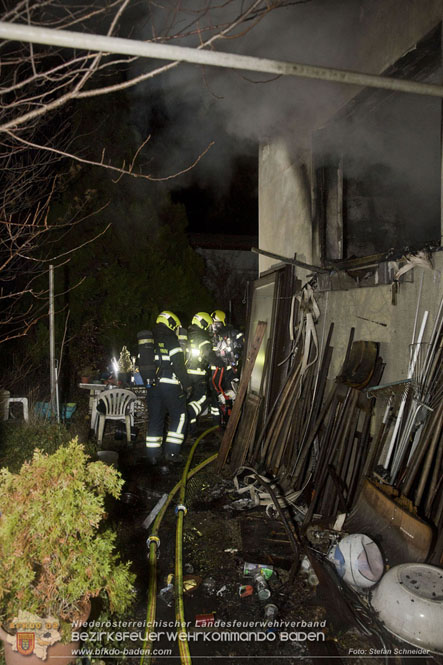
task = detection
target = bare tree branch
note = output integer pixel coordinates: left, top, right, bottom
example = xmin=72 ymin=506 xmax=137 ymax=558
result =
xmin=5 ymin=129 xmax=215 ymax=181
xmin=0 ymin=0 xmax=297 ymax=343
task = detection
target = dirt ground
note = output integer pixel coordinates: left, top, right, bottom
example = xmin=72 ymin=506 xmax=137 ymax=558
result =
xmin=75 ymin=409 xmax=438 ymax=665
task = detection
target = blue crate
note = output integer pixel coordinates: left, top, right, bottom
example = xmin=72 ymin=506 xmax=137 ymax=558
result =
xmin=35 ymin=402 xmax=52 ymax=418
xmin=61 ymin=403 xmax=77 ymax=422
xmin=35 ymin=402 xmax=77 ymax=422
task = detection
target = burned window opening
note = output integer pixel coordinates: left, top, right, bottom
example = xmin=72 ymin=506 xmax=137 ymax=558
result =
xmin=313 ymin=22 xmax=442 ymax=268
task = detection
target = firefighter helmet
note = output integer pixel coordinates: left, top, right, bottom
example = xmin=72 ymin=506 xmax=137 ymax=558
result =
xmin=156 ymin=310 xmax=181 ymax=331
xmin=211 ymin=310 xmax=226 ymax=326
xmin=192 ymin=312 xmax=213 ymax=331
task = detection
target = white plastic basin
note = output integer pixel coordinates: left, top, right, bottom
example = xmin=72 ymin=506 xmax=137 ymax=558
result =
xmin=370 ymin=563 xmax=443 ymax=653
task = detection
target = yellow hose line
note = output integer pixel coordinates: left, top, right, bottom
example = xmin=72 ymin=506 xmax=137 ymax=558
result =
xmin=175 ymin=426 xmax=219 ymax=665
xmin=140 ymin=434 xmax=218 ymax=665
xmin=175 ymin=509 xmax=190 ymax=664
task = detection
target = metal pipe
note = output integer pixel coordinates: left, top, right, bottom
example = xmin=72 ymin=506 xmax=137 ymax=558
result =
xmin=414 ymin=402 xmax=443 ymax=507
xmin=384 ymin=310 xmax=428 ymax=472
xmin=400 ymin=401 xmax=440 ymax=496
xmin=55 ymin=360 xmax=60 ymax=424
xmin=425 ymin=428 xmax=443 ymax=517
xmin=49 ymin=265 xmax=56 ymax=418
xmin=411 ymin=270 xmax=424 ymax=348
xmin=1 ymin=21 xmax=443 ymax=101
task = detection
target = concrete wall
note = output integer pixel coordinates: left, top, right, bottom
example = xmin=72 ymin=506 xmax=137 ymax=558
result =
xmin=259 ymin=141 xmax=312 ymax=277
xmin=316 ymin=253 xmax=443 ymax=385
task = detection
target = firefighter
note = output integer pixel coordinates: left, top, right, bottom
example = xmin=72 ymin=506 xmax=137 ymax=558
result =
xmin=186 ymin=311 xmax=223 ymax=433
xmin=210 ymin=310 xmax=245 ymax=374
xmin=177 ymin=325 xmax=188 ymax=353
xmin=145 ymin=310 xmax=191 ymax=464
xmin=209 ymin=310 xmax=243 ymax=426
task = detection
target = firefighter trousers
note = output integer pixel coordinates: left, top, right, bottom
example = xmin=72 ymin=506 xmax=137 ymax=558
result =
xmin=187 ymin=376 xmax=210 ymax=433
xmin=209 ymin=366 xmax=232 ymax=426
xmin=145 ymin=382 xmax=187 ymax=462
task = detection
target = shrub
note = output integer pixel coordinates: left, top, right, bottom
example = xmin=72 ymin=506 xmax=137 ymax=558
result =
xmin=0 ymin=420 xmax=94 ymax=473
xmin=0 ymin=439 xmax=135 ymax=640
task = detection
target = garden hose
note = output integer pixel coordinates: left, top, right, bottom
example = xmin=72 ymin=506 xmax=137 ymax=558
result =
xmin=175 ymin=426 xmax=218 ymax=665
xmin=140 ymin=426 xmax=218 ymax=665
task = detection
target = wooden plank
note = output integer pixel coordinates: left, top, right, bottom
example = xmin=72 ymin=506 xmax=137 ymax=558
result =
xmin=229 ymin=393 xmax=262 ymax=472
xmin=216 ymin=321 xmax=267 ymax=471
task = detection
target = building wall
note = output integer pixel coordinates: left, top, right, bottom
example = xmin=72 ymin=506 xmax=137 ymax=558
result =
xmin=259 ymin=141 xmax=312 ymax=277
xmin=258 ymin=0 xmax=443 ymax=403
xmin=258 ymin=0 xmax=442 ymax=275
xmin=316 ymin=254 xmax=443 ymax=385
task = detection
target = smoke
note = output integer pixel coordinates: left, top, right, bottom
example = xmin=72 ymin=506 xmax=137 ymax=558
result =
xmin=126 ymin=0 xmax=441 ymax=244
xmin=127 ymin=0 xmax=366 ymax=186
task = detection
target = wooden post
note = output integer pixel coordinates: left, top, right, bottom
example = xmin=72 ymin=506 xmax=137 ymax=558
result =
xmin=216 ymin=321 xmax=267 ymax=471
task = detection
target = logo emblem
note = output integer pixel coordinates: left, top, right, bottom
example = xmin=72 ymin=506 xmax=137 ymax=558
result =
xmin=16 ymin=632 xmax=35 ymax=655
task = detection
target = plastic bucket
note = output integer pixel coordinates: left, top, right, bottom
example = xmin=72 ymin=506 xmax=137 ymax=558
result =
xmin=97 ymin=451 xmax=119 ymax=467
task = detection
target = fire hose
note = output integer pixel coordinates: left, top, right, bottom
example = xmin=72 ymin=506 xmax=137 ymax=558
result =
xmin=140 ymin=426 xmax=218 ymax=665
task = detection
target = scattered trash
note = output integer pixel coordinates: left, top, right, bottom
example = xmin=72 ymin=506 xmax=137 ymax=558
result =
xmin=202 ymin=577 xmax=216 ymax=595
xmin=244 ymin=562 xmax=274 ymax=579
xmin=159 ymin=581 xmax=174 ymax=606
xmin=207 ymin=480 xmax=232 ymax=500
xmin=224 ymin=548 xmax=238 ymax=554
xmin=223 ymin=497 xmax=256 ymax=511
xmin=195 ymin=613 xmax=215 ymax=627
xmin=264 ymin=603 xmax=279 ymax=624
xmin=191 ymin=527 xmax=203 ymax=537
xmin=253 ymin=571 xmax=271 ymax=601
xmin=159 ymin=573 xmax=200 ymax=602
xmin=184 ymin=563 xmax=195 ymax=574
xmin=183 ymin=575 xmax=202 ymax=594
xmin=299 ymin=556 xmax=319 ymax=587
xmin=216 ymin=585 xmax=227 ymax=597
xmin=300 ymin=556 xmax=311 ymax=571
xmin=307 ymin=571 xmax=319 ymax=587
xmin=239 ymin=584 xmax=254 ymax=598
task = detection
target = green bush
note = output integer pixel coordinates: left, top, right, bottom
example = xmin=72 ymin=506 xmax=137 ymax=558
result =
xmin=0 ymin=420 xmax=94 ymax=473
xmin=0 ymin=439 xmax=135 ymax=641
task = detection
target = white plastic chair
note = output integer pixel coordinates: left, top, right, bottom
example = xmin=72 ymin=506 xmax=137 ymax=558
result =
xmin=7 ymin=397 xmax=29 ymax=421
xmin=96 ymin=389 xmax=136 ymax=447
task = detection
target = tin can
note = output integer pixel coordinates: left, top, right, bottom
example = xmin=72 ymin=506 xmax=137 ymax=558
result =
xmin=195 ymin=613 xmax=215 ymax=627
xmin=253 ymin=573 xmax=271 ymax=601
xmin=264 ymin=603 xmax=278 ymax=622
xmin=238 ymin=584 xmax=254 ymax=598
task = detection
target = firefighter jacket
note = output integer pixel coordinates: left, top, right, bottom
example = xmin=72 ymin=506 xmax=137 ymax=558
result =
xmin=187 ymin=324 xmax=221 ymax=377
xmin=153 ymin=323 xmax=191 ymax=391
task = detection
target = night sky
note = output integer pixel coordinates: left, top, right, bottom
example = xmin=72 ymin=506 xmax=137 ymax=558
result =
xmin=171 ymin=150 xmax=258 ymax=236
xmin=131 ymin=83 xmax=259 ymax=238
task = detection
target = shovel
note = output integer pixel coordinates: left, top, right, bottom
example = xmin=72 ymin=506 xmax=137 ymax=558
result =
xmin=337 ymin=340 xmax=379 ymax=389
